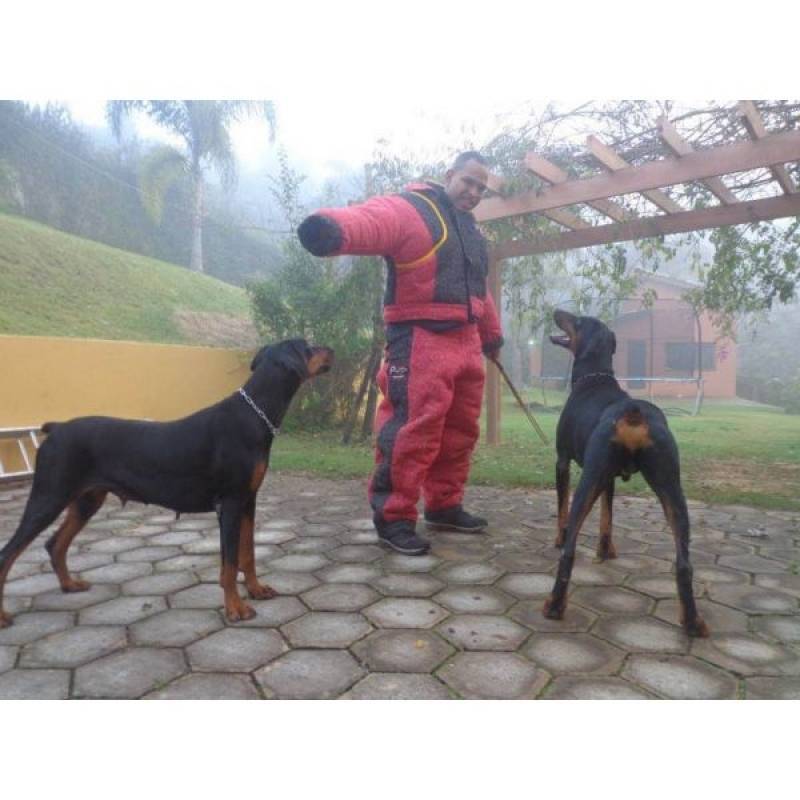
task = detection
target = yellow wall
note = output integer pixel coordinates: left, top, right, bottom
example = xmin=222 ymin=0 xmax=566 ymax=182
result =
xmin=0 ymin=335 xmax=253 ymax=472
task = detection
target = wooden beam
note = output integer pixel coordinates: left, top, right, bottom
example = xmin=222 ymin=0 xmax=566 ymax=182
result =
xmin=542 ymin=208 xmax=590 ymax=230
xmin=525 ymin=152 xmax=633 ymax=223
xmin=493 ymin=192 xmax=800 ymax=259
xmin=485 ymin=172 xmax=506 ymax=195
xmin=657 ymin=116 xmax=738 ymax=204
xmin=474 ymin=129 xmax=800 ymax=222
xmin=737 ymin=101 xmax=797 ymax=195
xmin=586 ymin=134 xmax=684 ymax=214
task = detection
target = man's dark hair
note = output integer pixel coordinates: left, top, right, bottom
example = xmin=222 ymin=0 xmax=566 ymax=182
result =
xmin=452 ymin=150 xmax=488 ymax=170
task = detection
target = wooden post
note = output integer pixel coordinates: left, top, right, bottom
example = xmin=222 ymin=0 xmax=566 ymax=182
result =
xmin=485 ymin=254 xmax=502 ymax=446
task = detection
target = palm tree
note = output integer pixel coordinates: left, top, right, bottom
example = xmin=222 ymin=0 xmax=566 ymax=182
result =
xmin=107 ymin=100 xmax=276 ymax=272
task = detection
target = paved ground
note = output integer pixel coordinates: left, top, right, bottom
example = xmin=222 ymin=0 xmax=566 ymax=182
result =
xmin=1 ymin=474 xmax=798 ymax=699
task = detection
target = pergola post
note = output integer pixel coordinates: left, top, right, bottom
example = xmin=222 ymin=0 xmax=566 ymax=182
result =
xmin=485 ymin=253 xmax=503 ymax=446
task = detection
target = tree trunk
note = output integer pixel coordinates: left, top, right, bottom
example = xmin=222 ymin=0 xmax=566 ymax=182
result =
xmin=190 ymin=171 xmax=204 ymax=272
xmin=342 ymin=349 xmax=378 ymax=445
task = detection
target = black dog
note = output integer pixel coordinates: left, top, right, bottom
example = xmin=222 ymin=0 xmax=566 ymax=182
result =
xmin=0 ymin=339 xmax=334 ymax=627
xmin=542 ymin=310 xmax=708 ymax=637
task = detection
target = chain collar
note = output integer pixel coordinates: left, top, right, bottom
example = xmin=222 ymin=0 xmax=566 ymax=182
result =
xmin=238 ymin=388 xmax=280 ymax=437
xmin=572 ymin=371 xmax=616 ymax=389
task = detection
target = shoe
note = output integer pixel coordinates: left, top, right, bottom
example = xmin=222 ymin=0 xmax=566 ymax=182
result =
xmin=376 ymin=520 xmax=431 ymax=555
xmin=424 ymin=505 xmax=488 ymax=533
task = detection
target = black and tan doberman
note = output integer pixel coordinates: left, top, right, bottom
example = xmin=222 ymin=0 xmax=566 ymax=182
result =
xmin=0 ymin=339 xmax=334 ymax=627
xmin=543 ymin=310 xmax=708 ymax=637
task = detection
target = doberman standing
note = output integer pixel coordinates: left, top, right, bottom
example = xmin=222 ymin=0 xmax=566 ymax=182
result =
xmin=543 ymin=310 xmax=708 ymax=637
xmin=0 ymin=339 xmax=333 ymax=627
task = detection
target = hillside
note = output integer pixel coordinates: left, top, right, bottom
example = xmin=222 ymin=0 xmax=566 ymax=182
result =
xmin=0 ymin=212 xmax=260 ymax=346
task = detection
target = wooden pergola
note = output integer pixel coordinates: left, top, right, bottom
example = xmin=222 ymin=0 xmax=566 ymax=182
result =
xmin=479 ymin=101 xmax=800 ymax=445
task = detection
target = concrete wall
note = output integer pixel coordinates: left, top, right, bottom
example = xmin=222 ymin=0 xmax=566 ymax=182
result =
xmin=0 ymin=335 xmax=252 ymax=473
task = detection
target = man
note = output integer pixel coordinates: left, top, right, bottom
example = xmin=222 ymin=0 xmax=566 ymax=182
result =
xmin=298 ymin=151 xmax=503 ymax=555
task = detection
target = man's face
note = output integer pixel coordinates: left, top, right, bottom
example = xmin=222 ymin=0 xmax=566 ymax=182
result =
xmin=443 ymin=159 xmax=489 ymax=212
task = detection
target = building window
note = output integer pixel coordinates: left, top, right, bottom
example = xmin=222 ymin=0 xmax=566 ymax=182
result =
xmin=665 ymin=342 xmax=716 ymax=374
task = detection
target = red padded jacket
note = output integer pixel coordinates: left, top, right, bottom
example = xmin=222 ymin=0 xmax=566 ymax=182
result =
xmin=298 ymin=181 xmax=503 ymax=351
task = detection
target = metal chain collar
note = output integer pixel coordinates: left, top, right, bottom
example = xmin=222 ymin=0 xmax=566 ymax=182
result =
xmin=237 ymin=388 xmax=280 ymax=437
xmin=572 ymin=371 xmax=616 ymax=388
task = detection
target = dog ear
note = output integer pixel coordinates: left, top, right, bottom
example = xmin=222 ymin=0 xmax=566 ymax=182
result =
xmin=275 ymin=340 xmax=310 ymax=378
xmin=250 ymin=346 xmax=269 ymax=372
xmin=610 ymin=331 xmax=617 ymax=355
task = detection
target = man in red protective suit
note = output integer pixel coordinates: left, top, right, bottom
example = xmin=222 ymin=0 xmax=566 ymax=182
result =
xmin=298 ymin=152 xmax=503 ymax=555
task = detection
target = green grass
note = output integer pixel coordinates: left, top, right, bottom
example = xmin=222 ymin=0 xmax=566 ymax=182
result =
xmin=0 ymin=212 xmax=250 ymax=343
xmin=271 ymin=394 xmax=800 ymax=511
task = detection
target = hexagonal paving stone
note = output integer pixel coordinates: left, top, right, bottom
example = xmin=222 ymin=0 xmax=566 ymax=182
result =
xmin=753 ymin=615 xmax=800 ymax=644
xmin=267 ymin=554 xmax=331 ymax=572
xmin=744 ymin=678 xmax=800 ymax=700
xmin=717 ymin=554 xmax=789 ymax=574
xmin=623 ymin=655 xmax=738 ymax=699
xmin=117 ymin=546 xmax=182 ymax=563
xmin=301 ymin=583 xmax=380 ymax=611
xmin=122 ymin=571 xmax=198 ymax=596
xmin=131 ymin=609 xmax=223 ymax=647
xmin=438 ymin=614 xmax=530 ymax=651
xmin=255 ymin=649 xmax=365 ymax=699
xmin=317 ymin=564 xmax=383 ymax=584
xmin=625 ymin=574 xmax=702 ymax=599
xmin=522 ymin=633 xmax=625 ymax=675
xmin=187 ymin=628 xmax=287 ymax=671
xmin=544 ymin=677 xmax=654 ymax=700
xmin=0 ymin=645 xmax=18 ymax=673
xmin=691 ymin=634 xmax=799 ymax=676
xmin=285 ymin=538 xmax=337 ymax=554
xmin=338 ymin=531 xmax=381 ymax=546
xmin=755 ymin=574 xmax=800 ymax=599
xmin=282 ymin=612 xmax=372 ymax=648
xmin=234 ymin=596 xmax=308 ymax=628
xmin=654 ymin=598 xmax=749 ymax=634
xmin=0 ymin=611 xmax=75 ymax=646
xmin=382 ymin=554 xmax=443 ymax=573
xmin=0 ymin=668 xmax=70 ymax=699
xmin=262 ymin=519 xmax=300 ymax=530
xmin=74 ymin=647 xmax=187 ymax=698
xmin=490 ymin=552 xmax=555 ymax=573
xmin=438 ymin=652 xmax=548 ymax=699
xmin=706 ymin=584 xmax=798 ymax=614
xmin=571 ymin=586 xmax=653 ymax=616
xmin=4 ymin=573 xmax=61 ymax=597
xmin=32 ymin=583 xmax=119 ymax=612
xmin=343 ymin=673 xmax=452 ymax=699
xmin=170 ymin=583 xmax=226 ymax=609
xmin=20 ymin=625 xmax=126 ymax=668
xmin=62 ymin=554 xmax=116 ymax=572
xmin=254 ymin=529 xmax=296 ymax=545
xmin=256 ymin=571 xmax=320 ymax=594
xmin=150 ymin=531 xmax=203 ymax=546
xmin=79 ymin=596 xmax=167 ymax=625
xmin=496 ymin=573 xmax=554 ymax=599
xmin=79 ymin=563 xmax=153 ymax=584
xmin=593 ymin=616 xmax=688 ymax=653
xmin=569 ymin=561 xmax=627 ymax=586
xmin=145 ymin=673 xmax=262 ymax=699
xmin=692 ymin=565 xmax=749 ymax=585
xmin=346 ymin=518 xmax=377 ymax=531
xmin=509 ymin=601 xmax=597 ymax=633
xmin=435 ymin=562 xmax=503 ymax=584
xmin=83 ymin=536 xmax=143 ymax=554
xmin=433 ymin=586 xmax=515 ymax=615
xmin=371 ymin=573 xmax=444 ymax=597
xmin=364 ymin=598 xmax=449 ymax=629
xmin=328 ymin=545 xmax=384 ymax=563
xmin=352 ymin=629 xmax=454 ymax=673
xmin=155 ymin=554 xmax=220 ymax=573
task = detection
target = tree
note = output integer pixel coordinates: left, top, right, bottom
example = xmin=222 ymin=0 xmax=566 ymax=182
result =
xmin=107 ymin=100 xmax=276 ymax=272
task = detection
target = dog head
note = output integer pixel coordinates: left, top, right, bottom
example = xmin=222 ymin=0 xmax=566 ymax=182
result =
xmin=250 ymin=339 xmax=335 ymax=380
xmin=550 ymin=310 xmax=616 ymax=369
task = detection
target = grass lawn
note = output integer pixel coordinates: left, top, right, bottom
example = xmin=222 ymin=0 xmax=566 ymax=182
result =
xmin=270 ymin=393 xmax=800 ymax=511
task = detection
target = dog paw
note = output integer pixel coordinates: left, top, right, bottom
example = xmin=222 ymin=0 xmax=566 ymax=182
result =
xmin=542 ymin=596 xmax=565 ymax=620
xmin=226 ymin=602 xmax=257 ymax=623
xmin=594 ymin=540 xmax=617 ymax=561
xmin=62 ymin=578 xmax=91 ymax=593
xmin=247 ymin=583 xmax=278 ymax=600
xmin=685 ymin=616 xmax=710 ymax=638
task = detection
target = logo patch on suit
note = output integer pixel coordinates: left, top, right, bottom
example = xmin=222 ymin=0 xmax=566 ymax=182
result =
xmin=389 ymin=364 xmax=409 ymax=381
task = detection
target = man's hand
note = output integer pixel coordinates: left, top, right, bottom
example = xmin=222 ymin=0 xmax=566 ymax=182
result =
xmin=482 ymin=337 xmax=504 ymax=362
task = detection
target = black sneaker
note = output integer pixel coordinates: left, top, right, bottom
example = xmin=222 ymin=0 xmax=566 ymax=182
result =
xmin=376 ymin=520 xmax=431 ymax=555
xmin=424 ymin=505 xmax=488 ymax=533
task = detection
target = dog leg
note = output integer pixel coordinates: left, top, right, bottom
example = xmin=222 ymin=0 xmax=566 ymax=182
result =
xmin=639 ymin=453 xmax=709 ymax=638
xmin=238 ymin=496 xmax=277 ymax=600
xmin=595 ymin=479 xmax=617 ymax=561
xmin=554 ymin=457 xmax=570 ymax=548
xmin=218 ymin=497 xmax=256 ymax=622
xmin=0 ymin=489 xmax=69 ymax=627
xmin=45 ymin=489 xmax=107 ymax=592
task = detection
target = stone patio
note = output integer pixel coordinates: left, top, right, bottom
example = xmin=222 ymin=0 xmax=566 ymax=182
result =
xmin=0 ymin=474 xmax=798 ymax=699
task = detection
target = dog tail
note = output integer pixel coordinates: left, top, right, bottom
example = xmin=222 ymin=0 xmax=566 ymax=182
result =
xmin=613 ymin=402 xmax=651 ymax=451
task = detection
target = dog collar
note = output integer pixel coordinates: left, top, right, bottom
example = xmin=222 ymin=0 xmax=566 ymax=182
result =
xmin=238 ymin=388 xmax=280 ymax=437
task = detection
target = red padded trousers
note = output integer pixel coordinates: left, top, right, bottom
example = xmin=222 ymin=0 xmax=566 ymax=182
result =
xmin=369 ymin=323 xmax=485 ymax=526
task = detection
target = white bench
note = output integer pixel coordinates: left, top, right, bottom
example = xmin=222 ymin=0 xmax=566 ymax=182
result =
xmin=0 ymin=426 xmax=43 ymax=482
